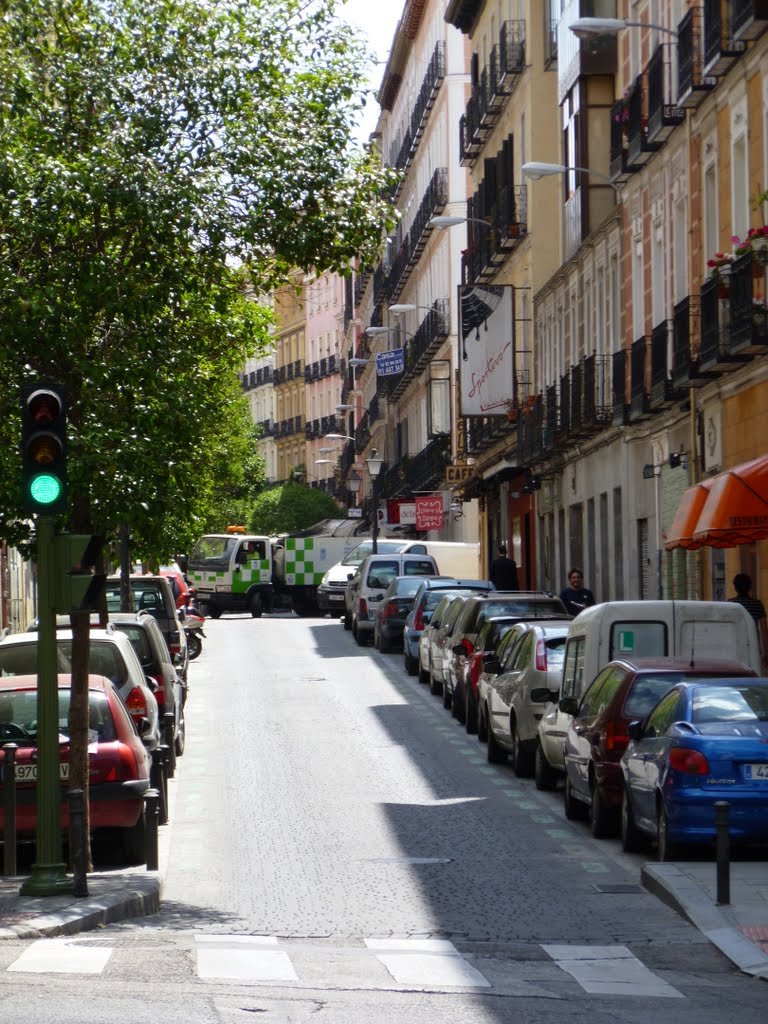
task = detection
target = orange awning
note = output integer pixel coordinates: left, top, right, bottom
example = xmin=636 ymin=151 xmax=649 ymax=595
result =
xmin=691 ymin=454 xmax=768 ymax=548
xmin=664 ymin=478 xmax=715 ymax=550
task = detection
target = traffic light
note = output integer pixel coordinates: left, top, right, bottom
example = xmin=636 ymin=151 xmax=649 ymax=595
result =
xmin=53 ymin=534 xmax=106 ymax=613
xmin=20 ymin=384 xmax=67 ymax=515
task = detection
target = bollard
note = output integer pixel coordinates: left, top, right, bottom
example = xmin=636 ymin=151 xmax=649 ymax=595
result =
xmin=144 ymin=789 xmax=159 ymax=871
xmin=66 ymin=788 xmax=89 ymax=897
xmin=163 ymin=713 xmax=176 ymax=778
xmin=159 ymin=743 xmax=171 ymax=815
xmin=150 ymin=748 xmax=168 ymax=825
xmin=2 ymin=743 xmax=18 ymax=877
xmin=714 ymin=800 xmax=731 ymax=906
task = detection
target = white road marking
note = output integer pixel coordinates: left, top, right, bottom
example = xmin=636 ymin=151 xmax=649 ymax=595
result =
xmin=7 ymin=938 xmax=112 ymax=974
xmin=542 ymin=944 xmax=683 ymax=997
xmin=365 ymin=937 xmax=491 ymax=987
xmin=194 ymin=934 xmax=298 ymax=982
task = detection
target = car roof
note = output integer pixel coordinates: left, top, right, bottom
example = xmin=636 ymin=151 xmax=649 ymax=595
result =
xmin=675 ymin=677 xmax=768 ymax=690
xmin=420 ymin=578 xmax=493 ymax=588
xmin=0 ymin=673 xmax=112 ymax=692
xmin=603 ymin=657 xmax=755 ymax=673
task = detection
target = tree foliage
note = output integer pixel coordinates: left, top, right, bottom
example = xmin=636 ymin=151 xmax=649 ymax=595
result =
xmin=249 ymin=484 xmax=342 ymax=536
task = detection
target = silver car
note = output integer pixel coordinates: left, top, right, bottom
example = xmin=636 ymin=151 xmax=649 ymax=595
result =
xmin=478 ymin=622 xmax=569 ymax=775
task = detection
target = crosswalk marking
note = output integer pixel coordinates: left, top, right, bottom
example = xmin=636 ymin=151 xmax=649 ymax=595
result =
xmin=542 ymin=944 xmax=683 ymax=998
xmin=364 ymin=937 xmax=490 ymax=987
xmin=7 ymin=938 xmax=112 ymax=975
xmin=194 ymin=934 xmax=298 ymax=982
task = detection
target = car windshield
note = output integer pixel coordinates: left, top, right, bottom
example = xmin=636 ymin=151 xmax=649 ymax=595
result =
xmin=0 ymin=689 xmax=116 ymax=744
xmin=188 ymin=536 xmax=238 ymax=568
xmin=342 ymin=541 xmax=407 ymax=566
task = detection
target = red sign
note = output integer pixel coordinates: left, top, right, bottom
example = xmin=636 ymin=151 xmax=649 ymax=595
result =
xmin=415 ymin=496 xmax=444 ymax=531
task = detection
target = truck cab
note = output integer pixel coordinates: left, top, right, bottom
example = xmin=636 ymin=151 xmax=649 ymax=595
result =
xmin=187 ymin=530 xmax=273 ymax=618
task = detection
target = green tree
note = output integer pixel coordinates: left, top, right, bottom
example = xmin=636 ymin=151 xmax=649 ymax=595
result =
xmin=0 ymin=0 xmax=394 ymax=867
xmin=250 ymin=483 xmax=343 ymax=536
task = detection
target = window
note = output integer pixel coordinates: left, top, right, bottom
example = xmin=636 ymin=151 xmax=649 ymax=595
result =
xmin=509 ymin=632 xmax=534 ymax=671
xmin=427 ymin=361 xmax=450 ymax=436
xmin=609 ymin=620 xmax=667 ymax=660
xmin=644 ymin=690 xmax=682 ymax=736
xmin=562 ymin=635 xmax=586 ymax=699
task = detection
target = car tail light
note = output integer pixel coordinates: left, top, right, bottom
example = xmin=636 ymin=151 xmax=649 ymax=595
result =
xmin=169 ymin=628 xmax=181 ymax=656
xmin=413 ymin=605 xmax=424 ymax=630
xmin=669 ymin=747 xmax=709 ymax=775
xmin=125 ymin=686 xmax=149 ymax=725
xmin=469 ymin=654 xmax=483 ymax=687
xmin=535 ymin=639 xmax=547 ymax=672
xmin=358 ymin=598 xmax=368 ymax=620
xmin=460 ymin=638 xmax=473 ymax=657
xmin=603 ymin=721 xmax=629 ymax=754
xmin=381 ymin=602 xmax=397 ymax=621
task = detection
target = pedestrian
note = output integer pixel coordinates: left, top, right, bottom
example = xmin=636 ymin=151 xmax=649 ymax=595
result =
xmin=489 ymin=543 xmax=519 ymax=590
xmin=560 ymin=567 xmax=596 ymax=616
xmin=728 ymin=573 xmax=768 ymax=669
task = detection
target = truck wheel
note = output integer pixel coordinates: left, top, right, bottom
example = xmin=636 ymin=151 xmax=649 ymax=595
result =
xmin=249 ymin=593 xmax=263 ymax=618
xmin=208 ymin=606 xmax=222 ymax=619
xmin=343 ymin=611 xmax=352 ymax=630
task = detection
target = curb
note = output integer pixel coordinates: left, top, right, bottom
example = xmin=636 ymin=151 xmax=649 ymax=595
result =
xmin=641 ymin=863 xmax=768 ymax=979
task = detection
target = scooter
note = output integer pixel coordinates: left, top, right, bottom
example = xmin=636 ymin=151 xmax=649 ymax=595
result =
xmin=182 ymin=599 xmax=206 ymax=661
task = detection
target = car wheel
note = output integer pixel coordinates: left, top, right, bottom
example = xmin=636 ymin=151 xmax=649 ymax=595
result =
xmin=354 ymin=622 xmax=366 ymax=647
xmin=620 ymin=788 xmax=645 ymax=853
xmin=442 ymin=681 xmax=452 ymax=710
xmin=589 ymin=779 xmax=617 ymax=838
xmin=343 ymin=611 xmax=352 ymax=630
xmin=534 ymin=740 xmax=559 ymax=791
xmin=429 ymin=672 xmax=442 ymax=696
xmin=656 ymin=802 xmax=681 ymax=862
xmin=174 ymin=703 xmax=186 ymax=758
xmin=379 ymin=632 xmax=393 ymax=654
xmin=486 ymin=718 xmax=507 ymax=764
xmin=404 ymin=651 xmax=418 ymax=676
xmin=419 ymin=658 xmax=430 ymax=684
xmin=477 ymin=703 xmax=488 ymax=743
xmin=121 ymin=812 xmax=147 ymax=866
xmin=452 ymin=681 xmax=466 ymax=723
xmin=511 ymin=724 xmax=534 ymax=778
xmin=465 ymin=688 xmax=478 ymax=735
xmin=564 ymin=774 xmax=587 ymax=820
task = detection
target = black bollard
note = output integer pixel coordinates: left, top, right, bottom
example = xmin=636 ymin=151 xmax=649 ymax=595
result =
xmin=714 ymin=801 xmax=731 ymax=906
xmin=144 ymin=789 xmax=159 ymax=871
xmin=2 ymin=743 xmax=17 ymax=877
xmin=66 ymin=789 xmax=89 ymax=897
xmin=150 ymin=748 xmax=168 ymax=825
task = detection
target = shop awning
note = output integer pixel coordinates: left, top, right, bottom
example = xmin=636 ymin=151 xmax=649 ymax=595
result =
xmin=664 ymin=478 xmax=715 ymax=550
xmin=691 ymin=455 xmax=768 ymax=548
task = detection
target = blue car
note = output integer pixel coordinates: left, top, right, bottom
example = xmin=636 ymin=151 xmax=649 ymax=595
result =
xmin=620 ymin=678 xmax=768 ymax=859
xmin=402 ymin=578 xmax=495 ymax=677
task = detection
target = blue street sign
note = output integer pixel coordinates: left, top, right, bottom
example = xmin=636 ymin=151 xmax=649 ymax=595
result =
xmin=375 ymin=349 xmax=405 ymax=376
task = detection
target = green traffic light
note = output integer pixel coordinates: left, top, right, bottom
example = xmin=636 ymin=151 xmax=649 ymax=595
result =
xmin=30 ymin=473 xmax=63 ymax=506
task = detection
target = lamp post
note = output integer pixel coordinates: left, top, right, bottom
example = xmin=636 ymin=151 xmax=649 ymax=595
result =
xmin=347 ymin=467 xmax=362 ymax=511
xmin=365 ymin=449 xmax=384 ymax=553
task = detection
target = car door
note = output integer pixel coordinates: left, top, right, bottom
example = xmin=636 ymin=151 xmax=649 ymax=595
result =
xmin=489 ymin=630 xmax=530 ymax=740
xmin=478 ymin=626 xmax=519 ymax=711
xmin=629 ymin=689 xmax=685 ymax=827
xmin=565 ymin=667 xmax=625 ymax=800
xmin=432 ymin=599 xmax=465 ymax=680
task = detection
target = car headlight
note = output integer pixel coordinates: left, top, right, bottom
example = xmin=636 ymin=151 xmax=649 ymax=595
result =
xmin=320 ymin=571 xmax=330 ymax=586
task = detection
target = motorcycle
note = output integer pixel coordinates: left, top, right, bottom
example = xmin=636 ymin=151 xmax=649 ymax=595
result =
xmin=182 ymin=601 xmax=206 ymax=661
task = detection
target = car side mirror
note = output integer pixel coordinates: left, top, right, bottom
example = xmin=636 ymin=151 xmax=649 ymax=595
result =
xmin=452 ymin=643 xmax=464 ymax=656
xmin=484 ymin=657 xmax=501 ymax=675
xmin=144 ymin=674 xmax=158 ymax=693
xmin=348 ymin=572 xmax=355 ymax=581
xmin=138 ymin=716 xmax=151 ymax=736
xmin=627 ymin=720 xmax=644 ymax=740
xmin=559 ymin=696 xmax=579 ymax=716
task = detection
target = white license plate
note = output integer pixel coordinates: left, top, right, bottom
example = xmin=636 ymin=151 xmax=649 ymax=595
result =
xmin=744 ymin=763 xmax=768 ymax=780
xmin=329 ymin=594 xmax=344 ymax=602
xmin=14 ymin=763 xmax=70 ymax=782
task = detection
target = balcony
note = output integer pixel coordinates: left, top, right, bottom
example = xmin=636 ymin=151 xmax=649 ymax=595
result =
xmin=558 ymin=370 xmax=572 ymax=441
xmin=699 ymin=274 xmax=751 ymax=373
xmin=387 ymin=42 xmax=445 ymax=190
xmin=647 ymin=320 xmax=684 ymax=409
xmin=703 ymin=0 xmax=747 ymax=76
xmin=355 ymin=410 xmax=371 ymax=452
xmin=626 ymin=76 xmax=661 ymax=168
xmin=646 ymin=46 xmax=686 ymax=145
xmin=542 ymin=384 xmax=559 ymax=453
xmin=463 ymin=413 xmax=516 ymax=456
xmin=731 ymin=0 xmax=768 ymax=39
xmin=677 ymin=7 xmax=716 ymax=107
xmin=629 ymin=336 xmax=651 ymax=420
xmin=460 ymin=20 xmax=525 ymax=166
xmin=611 ymin=349 xmax=628 ymax=426
xmin=579 ymin=354 xmax=612 ymax=432
xmin=609 ymin=99 xmax=641 ymax=183
xmin=386 ymin=168 xmax=448 ymax=300
xmin=383 ymin=300 xmax=450 ymax=402
xmin=517 ymin=397 xmax=544 ymax=466
xmin=728 ymin=251 xmax=768 ymax=356
xmin=462 ymin=185 xmax=527 ymax=286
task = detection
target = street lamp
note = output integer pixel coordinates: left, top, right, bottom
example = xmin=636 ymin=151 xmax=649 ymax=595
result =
xmin=429 ymin=215 xmax=492 ymax=230
xmin=522 ymin=161 xmax=623 ymax=201
xmin=324 ymin=433 xmax=355 ymax=441
xmin=569 ymin=17 xmax=678 ymax=40
xmin=347 ymin=467 xmax=362 ymax=510
xmin=365 ymin=448 xmax=384 ymax=553
xmin=363 ymin=326 xmax=389 ymax=336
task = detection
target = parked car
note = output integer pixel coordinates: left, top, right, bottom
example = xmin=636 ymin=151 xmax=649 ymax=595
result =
xmin=0 ymin=674 xmax=151 ymax=863
xmin=374 ymin=575 xmax=437 ymax=653
xmin=422 ymin=594 xmax=469 ymax=695
xmin=463 ymin=615 xmax=525 ymax=734
xmin=322 ymin=540 xmax=421 ymax=620
xmin=479 ymin=621 xmax=570 ymax=773
xmin=621 ymin=678 xmax=768 ymax=859
xmin=560 ymin=657 xmax=757 ymax=837
xmin=403 ymin=578 xmax=496 ymax=676
xmin=348 ymin=553 xmax=439 ymax=646
xmin=444 ymin=593 xmax=570 ymax=721
xmin=160 ymin=563 xmax=192 ymax=610
xmin=109 ymin=611 xmax=186 ymax=759
xmin=0 ymin=628 xmax=161 ymax=751
xmin=105 ymin=574 xmax=189 ymax=682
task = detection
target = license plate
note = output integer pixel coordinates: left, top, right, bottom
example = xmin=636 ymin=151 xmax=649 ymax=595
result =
xmin=329 ymin=594 xmax=344 ymax=602
xmin=744 ymin=763 xmax=768 ymax=780
xmin=14 ymin=763 xmax=70 ymax=782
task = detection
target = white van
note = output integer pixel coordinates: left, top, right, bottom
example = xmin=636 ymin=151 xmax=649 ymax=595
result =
xmin=348 ymin=552 xmax=439 ymax=644
xmin=536 ymin=600 xmax=761 ymax=784
xmin=414 ymin=541 xmax=480 ymax=579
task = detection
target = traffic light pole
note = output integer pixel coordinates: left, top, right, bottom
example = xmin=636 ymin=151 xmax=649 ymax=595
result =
xmin=21 ymin=516 xmax=71 ymax=896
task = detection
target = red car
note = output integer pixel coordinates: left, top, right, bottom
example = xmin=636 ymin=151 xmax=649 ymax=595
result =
xmin=0 ymin=674 xmax=151 ymax=863
xmin=560 ymin=657 xmax=757 ymax=838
